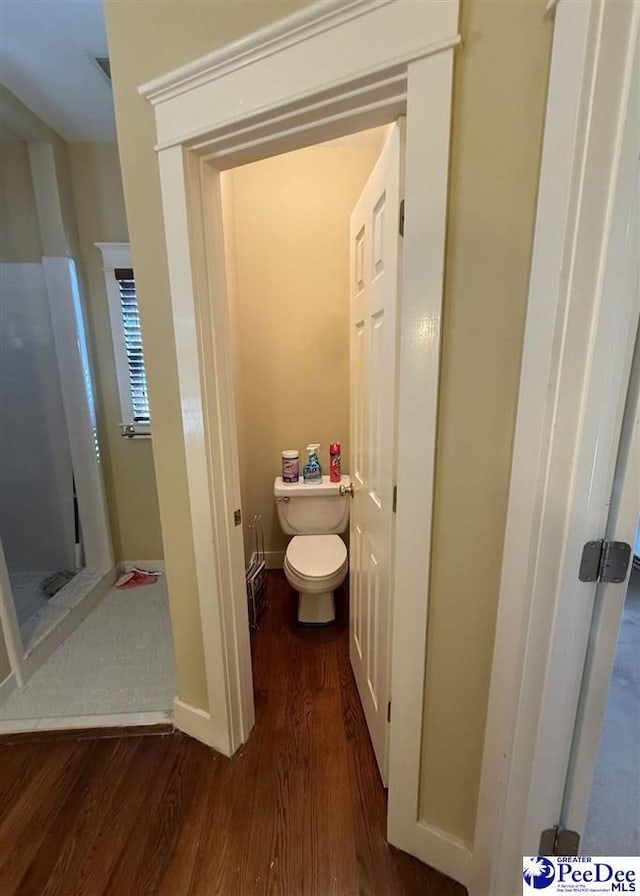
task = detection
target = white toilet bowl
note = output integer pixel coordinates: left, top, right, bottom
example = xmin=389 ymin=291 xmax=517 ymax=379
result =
xmin=274 ymin=474 xmax=350 ymax=625
xmin=284 ymin=534 xmax=348 ymax=624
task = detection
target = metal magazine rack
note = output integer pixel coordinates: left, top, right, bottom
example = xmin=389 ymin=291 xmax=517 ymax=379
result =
xmin=246 ymin=514 xmax=268 ymax=630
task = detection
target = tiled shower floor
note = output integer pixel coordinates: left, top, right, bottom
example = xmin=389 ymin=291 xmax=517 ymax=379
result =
xmin=0 ymin=577 xmax=176 ymax=730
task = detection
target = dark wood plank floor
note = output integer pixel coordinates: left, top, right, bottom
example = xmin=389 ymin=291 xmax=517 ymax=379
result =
xmin=0 ymin=571 xmax=466 ymax=896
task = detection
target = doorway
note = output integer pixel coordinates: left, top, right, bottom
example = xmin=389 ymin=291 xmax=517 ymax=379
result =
xmin=221 ymin=123 xmax=396 ymax=783
xmin=144 ymin=0 xmax=460 ymax=878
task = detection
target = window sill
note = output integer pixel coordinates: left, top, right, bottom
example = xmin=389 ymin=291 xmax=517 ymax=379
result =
xmin=120 ymin=423 xmax=151 ymax=439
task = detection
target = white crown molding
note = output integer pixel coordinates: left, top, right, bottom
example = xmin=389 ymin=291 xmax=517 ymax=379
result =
xmin=140 ymin=0 xmax=459 ymax=154
xmin=139 ymin=0 xmax=392 ymax=105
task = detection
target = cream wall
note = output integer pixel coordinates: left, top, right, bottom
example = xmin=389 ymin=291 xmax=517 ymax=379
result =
xmin=224 ymin=142 xmax=380 ymax=563
xmin=419 ymin=0 xmax=552 ymax=843
xmin=0 ymin=140 xmax=43 ymax=262
xmin=2 ymin=85 xmax=79 ymax=258
xmin=104 ymin=0 xmax=312 ymax=714
xmin=104 ymin=0 xmax=552 ymax=844
xmin=67 ymin=143 xmax=163 ymax=560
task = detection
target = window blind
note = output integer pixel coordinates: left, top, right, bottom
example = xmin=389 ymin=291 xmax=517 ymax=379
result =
xmin=114 ymin=268 xmax=150 ymax=423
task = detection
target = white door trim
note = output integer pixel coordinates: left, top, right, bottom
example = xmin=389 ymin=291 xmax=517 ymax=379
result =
xmin=142 ymin=0 xmax=462 ymax=882
xmin=471 ymin=2 xmax=640 ymax=893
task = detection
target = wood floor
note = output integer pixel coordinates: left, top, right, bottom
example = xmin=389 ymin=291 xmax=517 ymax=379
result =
xmin=0 ymin=571 xmax=466 ymax=896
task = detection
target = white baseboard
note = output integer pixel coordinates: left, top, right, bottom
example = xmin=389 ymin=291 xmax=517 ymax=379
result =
xmin=173 ymin=697 xmax=219 ymax=747
xmin=0 ymin=672 xmax=17 ymax=707
xmin=249 ymin=550 xmax=284 ymax=570
xmin=388 ymin=818 xmax=472 ymax=888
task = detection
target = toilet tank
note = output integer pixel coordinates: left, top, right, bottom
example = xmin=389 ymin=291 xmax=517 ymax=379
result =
xmin=274 ymin=475 xmax=350 ymax=535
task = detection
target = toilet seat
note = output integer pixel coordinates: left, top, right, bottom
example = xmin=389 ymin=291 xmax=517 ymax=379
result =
xmin=284 ymin=556 xmax=347 ymax=592
xmin=283 ymin=534 xmax=348 ymax=624
xmin=285 ymin=534 xmax=347 ymax=578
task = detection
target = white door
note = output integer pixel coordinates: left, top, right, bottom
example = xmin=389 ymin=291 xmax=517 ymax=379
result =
xmin=559 ymin=152 xmax=640 ymax=850
xmin=349 ymin=123 xmax=402 ymax=784
xmin=562 ymin=315 xmax=639 ymax=852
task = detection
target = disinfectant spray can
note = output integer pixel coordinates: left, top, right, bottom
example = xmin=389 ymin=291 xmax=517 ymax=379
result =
xmin=330 ymin=442 xmax=341 ymax=483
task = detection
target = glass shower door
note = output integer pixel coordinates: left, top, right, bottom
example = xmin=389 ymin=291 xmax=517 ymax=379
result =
xmin=0 ymin=262 xmax=77 ymax=650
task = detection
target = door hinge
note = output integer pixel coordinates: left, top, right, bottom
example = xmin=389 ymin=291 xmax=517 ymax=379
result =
xmin=392 ymin=485 xmax=397 ymax=514
xmin=399 ymin=199 xmax=405 ymax=237
xmin=234 ymin=509 xmax=242 ymax=527
xmin=578 ymin=540 xmax=631 ymax=583
xmin=539 ymin=826 xmax=580 ymax=856
xmin=387 ymin=700 xmax=392 ymax=723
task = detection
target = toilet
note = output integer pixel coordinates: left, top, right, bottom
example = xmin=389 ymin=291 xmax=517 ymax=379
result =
xmin=274 ymin=474 xmax=350 ymax=624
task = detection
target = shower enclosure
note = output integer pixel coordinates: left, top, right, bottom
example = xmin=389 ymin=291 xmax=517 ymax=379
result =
xmin=0 ymin=263 xmax=77 ymax=648
xmin=0 ymin=257 xmax=114 ymax=697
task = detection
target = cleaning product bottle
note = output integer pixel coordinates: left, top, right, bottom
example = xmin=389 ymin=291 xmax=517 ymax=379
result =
xmin=281 ymin=449 xmax=299 ymax=483
xmin=330 ymin=442 xmax=341 ymax=482
xmin=302 ymin=444 xmax=322 ymax=483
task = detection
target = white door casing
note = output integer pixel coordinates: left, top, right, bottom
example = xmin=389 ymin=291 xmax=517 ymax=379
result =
xmin=141 ymin=0 xmax=460 ymax=881
xmin=349 ymin=123 xmax=401 ymax=785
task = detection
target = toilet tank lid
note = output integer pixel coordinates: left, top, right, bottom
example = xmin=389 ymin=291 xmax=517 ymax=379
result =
xmin=274 ymin=474 xmax=350 ymax=497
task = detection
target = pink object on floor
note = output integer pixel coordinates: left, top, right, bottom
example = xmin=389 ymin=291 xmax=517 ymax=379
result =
xmin=115 ymin=568 xmax=161 ymax=589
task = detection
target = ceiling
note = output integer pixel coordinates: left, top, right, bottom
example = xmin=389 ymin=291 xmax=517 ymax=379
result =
xmin=0 ymin=0 xmax=116 ymax=142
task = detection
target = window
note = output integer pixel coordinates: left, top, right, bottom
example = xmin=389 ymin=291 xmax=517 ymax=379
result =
xmin=95 ymin=243 xmax=151 ymax=437
xmin=114 ymin=268 xmax=150 ymax=425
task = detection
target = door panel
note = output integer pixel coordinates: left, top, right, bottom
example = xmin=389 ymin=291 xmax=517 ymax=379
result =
xmin=349 ymin=123 xmax=401 ymax=784
xmin=561 ymin=173 xmax=640 ymax=850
